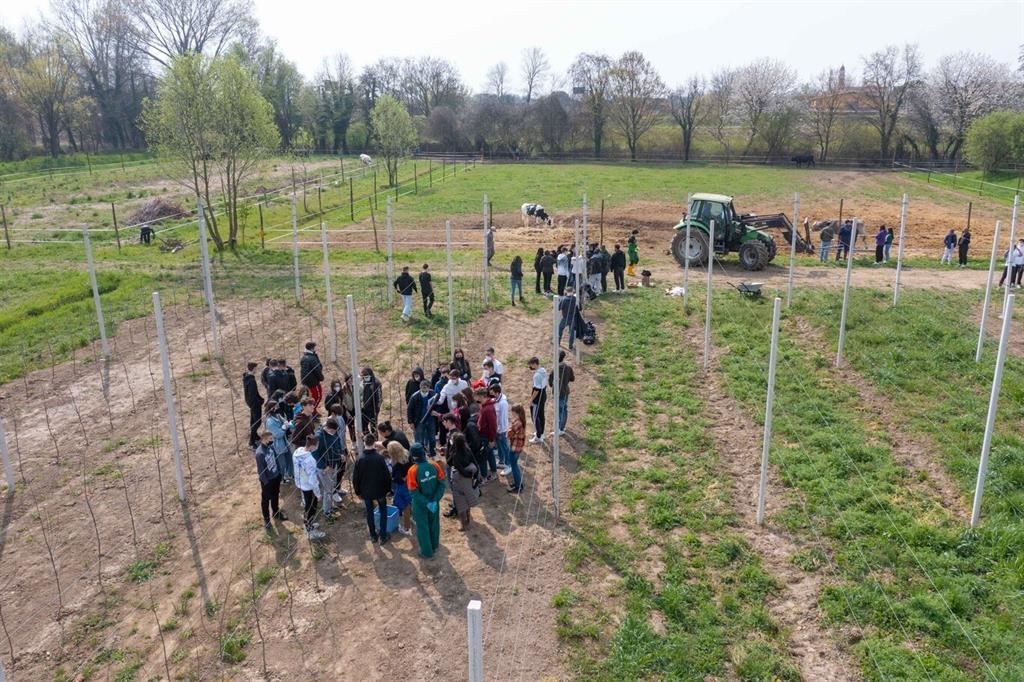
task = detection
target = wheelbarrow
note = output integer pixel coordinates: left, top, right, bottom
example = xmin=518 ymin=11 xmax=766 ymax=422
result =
xmin=728 ymin=281 xmax=763 ymax=299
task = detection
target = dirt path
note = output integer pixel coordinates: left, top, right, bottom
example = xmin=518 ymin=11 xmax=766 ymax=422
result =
xmin=682 ymin=324 xmax=859 ymax=682
xmin=0 ymin=294 xmax=577 ymax=681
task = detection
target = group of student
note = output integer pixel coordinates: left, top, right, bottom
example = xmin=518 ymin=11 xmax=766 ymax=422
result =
xmin=243 ymin=341 xmax=576 ymax=560
xmin=940 ymin=227 xmax=973 ymax=267
xmin=817 ymin=220 xmax=896 ymax=264
xmin=998 ymin=237 xmax=1024 ymax=287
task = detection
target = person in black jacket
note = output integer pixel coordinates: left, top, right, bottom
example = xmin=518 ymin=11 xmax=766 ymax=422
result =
xmin=300 ymin=341 xmax=325 ymax=408
xmin=279 ymin=358 xmax=297 ymax=393
xmin=510 ymin=255 xmax=525 ymax=306
xmin=243 ymin=362 xmax=264 ymax=448
xmin=378 ymin=420 xmax=411 ymax=450
xmin=419 ymin=264 xmax=435 ymax=317
xmin=254 ymin=430 xmax=286 ymax=530
xmin=533 ymin=247 xmax=544 ymax=294
xmin=360 ymin=367 xmax=383 ymax=435
xmin=394 ymin=266 xmax=417 ymax=322
xmin=599 ymin=245 xmax=611 ymax=292
xmin=260 ymin=358 xmax=272 ymax=392
xmin=539 ymin=250 xmax=555 ymax=294
xmin=266 ymin=359 xmax=290 ymax=397
xmin=610 ymin=244 xmax=627 ymax=292
xmin=958 ymin=227 xmax=971 ymax=268
xmin=352 ymin=433 xmax=393 ymax=543
xmin=452 ymin=349 xmax=472 ymax=381
xmin=324 ymin=378 xmax=344 ymax=414
xmin=404 ymin=367 xmax=425 ymax=412
xmin=462 ymin=412 xmax=488 ymax=481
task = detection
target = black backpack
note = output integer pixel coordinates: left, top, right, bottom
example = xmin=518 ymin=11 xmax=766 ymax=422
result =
xmin=582 ymin=321 xmax=597 ymax=345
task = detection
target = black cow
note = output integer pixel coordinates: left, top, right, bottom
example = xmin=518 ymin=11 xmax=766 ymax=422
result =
xmin=791 ymin=154 xmax=816 ymax=168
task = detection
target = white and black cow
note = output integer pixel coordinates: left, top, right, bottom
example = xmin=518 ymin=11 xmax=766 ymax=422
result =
xmin=359 ymin=153 xmax=373 ymax=166
xmin=521 ymin=203 xmax=553 ymax=227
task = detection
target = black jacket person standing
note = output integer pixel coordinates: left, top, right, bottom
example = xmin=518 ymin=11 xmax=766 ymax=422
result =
xmin=419 ymin=264 xmax=435 ymax=317
xmin=243 ymin=362 xmax=264 ymax=447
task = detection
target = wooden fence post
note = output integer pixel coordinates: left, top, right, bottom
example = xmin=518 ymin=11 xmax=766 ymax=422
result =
xmin=111 ymin=202 xmax=122 ymax=252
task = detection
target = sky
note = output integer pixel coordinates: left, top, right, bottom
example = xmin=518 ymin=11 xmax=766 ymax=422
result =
xmin=2 ymin=0 xmax=1022 ymax=90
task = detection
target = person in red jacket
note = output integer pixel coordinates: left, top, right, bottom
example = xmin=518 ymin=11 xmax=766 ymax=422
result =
xmin=476 ymin=388 xmax=498 ymax=481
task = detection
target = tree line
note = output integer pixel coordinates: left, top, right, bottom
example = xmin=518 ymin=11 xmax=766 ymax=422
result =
xmin=0 ymin=0 xmax=1021 ymax=166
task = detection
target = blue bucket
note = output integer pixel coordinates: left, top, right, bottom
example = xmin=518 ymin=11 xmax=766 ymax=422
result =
xmin=374 ymin=504 xmax=400 ymax=534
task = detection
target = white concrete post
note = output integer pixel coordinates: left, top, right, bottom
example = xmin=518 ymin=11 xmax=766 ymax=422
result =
xmin=976 ymin=220 xmax=1002 ymax=362
xmin=1000 ymin=195 xmax=1019 ymax=319
xmin=757 ymin=297 xmax=782 ymax=525
xmin=786 ymin=193 xmax=799 ymax=309
xmin=683 ymin=193 xmax=692 ymax=309
xmin=446 ymin=220 xmax=456 ymax=356
xmin=836 ymin=220 xmax=858 ymax=368
xmin=582 ymin=193 xmax=588 ymax=248
xmin=320 ymin=222 xmax=338 ymax=363
xmin=483 ymin=194 xmax=490 ymax=307
xmin=346 ymin=295 xmax=364 ymax=458
xmin=292 ymin=195 xmax=301 ymax=303
xmin=551 ymin=295 xmax=561 ymax=520
xmin=467 ymin=600 xmax=484 ymax=682
xmin=703 ymin=220 xmax=715 ymax=370
xmin=0 ymin=417 xmax=15 ymax=492
xmin=82 ymin=225 xmax=109 ymax=358
xmin=971 ymin=294 xmax=1014 ymax=528
xmin=386 ymin=196 xmax=394 ymax=305
xmin=196 ymin=198 xmax=220 ymax=355
xmin=892 ymin=193 xmax=909 ymax=306
xmin=153 ymin=292 xmax=186 ymax=501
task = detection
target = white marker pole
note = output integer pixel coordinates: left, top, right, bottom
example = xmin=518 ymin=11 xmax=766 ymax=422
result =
xmin=482 ymin=194 xmax=490 ymax=307
xmin=970 ymin=294 xmax=1014 ymax=528
xmin=582 ymin=193 xmax=588 ymax=248
xmin=757 ymin=297 xmax=782 ymax=525
xmin=551 ymin=295 xmax=561 ymax=520
xmin=976 ymin=220 xmax=1002 ymax=362
xmin=1000 ymin=195 xmax=1019 ymax=319
xmin=386 ymin=196 xmax=394 ymax=305
xmin=346 ymin=295 xmax=364 ymax=458
xmin=836 ymin=220 xmax=858 ymax=367
xmin=467 ymin=600 xmax=484 ymax=682
xmin=786 ymin=193 xmax=799 ymax=309
xmin=153 ymin=292 xmax=186 ymax=501
xmin=82 ymin=225 xmax=109 ymax=358
xmin=892 ymin=193 xmax=909 ymax=306
xmin=320 ymin=222 xmax=338 ymax=363
xmin=683 ymin=193 xmax=692 ymax=309
xmin=292 ymin=195 xmax=301 ymax=303
xmin=446 ymin=220 xmax=456 ymax=356
xmin=0 ymin=417 xmax=15 ymax=492
xmin=703 ymin=219 xmax=715 ymax=370
xmin=196 ymin=198 xmax=220 ymax=355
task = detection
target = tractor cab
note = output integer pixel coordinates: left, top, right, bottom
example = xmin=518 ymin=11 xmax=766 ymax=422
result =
xmin=688 ymin=193 xmax=741 ymax=252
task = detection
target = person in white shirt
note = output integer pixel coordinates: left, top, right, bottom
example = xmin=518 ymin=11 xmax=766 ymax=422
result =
xmin=1013 ymin=239 xmax=1024 ymax=287
xmin=440 ymin=368 xmax=468 ymax=412
xmin=571 ymin=250 xmax=586 ymax=291
xmin=555 ymin=247 xmax=570 ymax=296
xmin=489 ymin=383 xmax=512 ymax=476
xmin=528 ymin=356 xmax=547 ymax=443
xmin=293 ymin=434 xmax=324 ymax=539
xmin=483 ymin=347 xmax=503 ymax=382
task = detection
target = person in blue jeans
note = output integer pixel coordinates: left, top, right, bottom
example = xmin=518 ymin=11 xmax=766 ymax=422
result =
xmin=548 ymin=350 xmax=575 ymax=434
xmin=490 ymin=383 xmax=511 ymax=475
xmin=818 ymin=223 xmax=834 ymax=263
xmin=352 ymin=433 xmax=393 ymax=544
xmin=557 ymin=289 xmax=579 ymax=349
xmin=393 ymin=266 xmax=417 ymax=322
xmin=263 ymin=401 xmax=294 ymax=481
xmin=406 ymin=380 xmax=438 ymax=456
xmin=510 ymin=255 xmax=525 ymax=306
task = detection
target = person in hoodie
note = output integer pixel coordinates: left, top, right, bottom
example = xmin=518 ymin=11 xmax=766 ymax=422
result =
xmin=419 ymin=263 xmax=435 ymax=317
xmin=533 ymin=247 xmax=544 ymax=294
xmin=314 ymin=417 xmax=345 ymax=518
xmin=393 ymin=265 xmax=417 ymax=322
xmin=836 ymin=221 xmax=852 ymax=262
xmin=352 ymin=433 xmax=393 ymax=544
xmin=874 ymin=225 xmax=888 ymax=265
xmin=360 ymin=367 xmax=383 ymax=436
xmin=477 ymin=387 xmax=498 ymax=481
xmin=407 ymin=379 xmax=439 ymax=456
xmin=290 ymin=398 xmax=320 ymax=452
xmin=243 ymin=362 xmax=264 ymax=448
xmin=510 ymin=255 xmax=525 ymax=306
xmin=588 ymin=246 xmax=603 ymax=295
xmin=406 ymin=444 xmax=445 ymax=558
xmin=404 ymin=368 xmax=425 ymax=417
xmin=263 ymin=401 xmax=293 ymax=482
xmin=540 ymin=249 xmax=556 ymax=295
xmin=300 ymin=341 xmax=325 ymax=408
xmin=293 ymin=434 xmax=324 ymax=539
xmin=254 ymin=430 xmax=286 ymax=531
xmin=941 ymin=228 xmax=957 ymax=265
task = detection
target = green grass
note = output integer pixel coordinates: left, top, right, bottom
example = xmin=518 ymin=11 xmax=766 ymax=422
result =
xmin=700 ymin=282 xmax=1023 ymax=680
xmin=903 ymin=167 xmax=1023 ymax=205
xmin=556 ymin=292 xmax=798 ymax=680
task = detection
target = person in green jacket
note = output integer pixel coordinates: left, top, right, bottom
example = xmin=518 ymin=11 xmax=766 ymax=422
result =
xmin=626 ymin=232 xmax=639 ymax=276
xmin=406 ymin=443 xmax=446 ymax=559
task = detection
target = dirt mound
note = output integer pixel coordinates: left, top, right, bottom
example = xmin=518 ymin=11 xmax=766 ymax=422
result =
xmin=126 ymin=198 xmax=186 ymax=226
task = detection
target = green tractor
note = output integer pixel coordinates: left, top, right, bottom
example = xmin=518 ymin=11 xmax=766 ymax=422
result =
xmin=671 ymin=193 xmax=814 ymax=271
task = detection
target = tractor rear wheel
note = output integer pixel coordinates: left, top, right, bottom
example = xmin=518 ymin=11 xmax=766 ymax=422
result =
xmin=672 ymin=228 xmax=710 ymax=268
xmin=738 ymin=240 xmax=770 ymax=271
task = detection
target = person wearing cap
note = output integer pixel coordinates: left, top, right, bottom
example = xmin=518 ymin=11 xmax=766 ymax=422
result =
xmin=407 ymin=445 xmax=445 ymax=557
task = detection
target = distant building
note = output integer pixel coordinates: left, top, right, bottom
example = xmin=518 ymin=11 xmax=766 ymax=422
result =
xmin=809 ymin=65 xmax=877 ymax=117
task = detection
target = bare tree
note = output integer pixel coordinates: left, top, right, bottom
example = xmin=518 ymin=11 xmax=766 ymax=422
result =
xmin=521 ymin=47 xmax=549 ymax=104
xmin=706 ymin=68 xmax=736 ymax=156
xmin=735 ymin=58 xmax=795 ymax=156
xmin=128 ymin=0 xmax=258 ymax=67
xmin=861 ymin=44 xmax=922 ymax=161
xmin=403 ymin=56 xmax=464 ymax=116
xmin=609 ymin=51 xmax=664 ymax=161
xmin=569 ymin=52 xmax=612 ymax=157
xmin=4 ymin=30 xmax=78 ymax=157
xmin=934 ymin=52 xmax=1012 ymax=160
xmin=668 ymin=76 xmax=706 ymax=161
xmin=808 ymin=67 xmax=845 ymax=161
xmin=486 ymin=62 xmax=508 ymax=97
